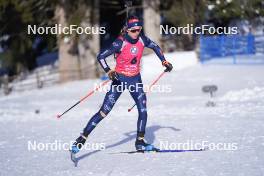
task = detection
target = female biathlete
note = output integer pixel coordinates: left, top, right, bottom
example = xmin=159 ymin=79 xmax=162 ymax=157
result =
xmin=71 ymin=15 xmax=173 ymax=153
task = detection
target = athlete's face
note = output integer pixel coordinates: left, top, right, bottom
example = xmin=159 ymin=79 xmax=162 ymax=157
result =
xmin=127 ymin=26 xmax=142 ymax=39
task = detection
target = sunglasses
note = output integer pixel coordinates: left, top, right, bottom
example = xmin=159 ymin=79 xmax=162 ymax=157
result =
xmin=128 ymin=28 xmax=141 ymax=33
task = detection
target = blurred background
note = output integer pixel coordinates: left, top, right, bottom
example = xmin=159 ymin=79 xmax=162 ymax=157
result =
xmin=0 ymin=0 xmax=263 ymax=95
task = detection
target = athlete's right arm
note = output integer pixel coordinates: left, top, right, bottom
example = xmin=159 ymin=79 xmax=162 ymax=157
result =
xmin=97 ymin=38 xmax=123 ymax=73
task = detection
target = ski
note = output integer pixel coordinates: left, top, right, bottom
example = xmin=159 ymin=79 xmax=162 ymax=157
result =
xmin=110 ymin=148 xmax=207 ymax=154
xmin=70 ymin=150 xmax=78 ymax=167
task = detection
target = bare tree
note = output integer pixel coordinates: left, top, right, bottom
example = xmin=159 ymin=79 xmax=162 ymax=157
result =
xmin=143 ymin=0 xmax=161 ymax=46
xmin=55 ymin=2 xmax=81 ymax=83
xmin=78 ymin=0 xmax=101 ymax=79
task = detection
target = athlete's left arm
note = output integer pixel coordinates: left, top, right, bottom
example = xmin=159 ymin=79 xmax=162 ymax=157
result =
xmin=141 ymin=35 xmax=173 ymax=72
xmin=141 ymin=35 xmax=165 ymax=62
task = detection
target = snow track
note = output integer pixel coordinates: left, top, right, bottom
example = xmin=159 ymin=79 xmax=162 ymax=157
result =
xmin=0 ymin=52 xmax=264 ymax=176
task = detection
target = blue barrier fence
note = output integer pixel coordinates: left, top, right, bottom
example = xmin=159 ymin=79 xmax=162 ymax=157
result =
xmin=200 ymin=34 xmax=264 ymax=64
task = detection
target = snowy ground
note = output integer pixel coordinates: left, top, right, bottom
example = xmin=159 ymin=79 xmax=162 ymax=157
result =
xmin=1 ymin=52 xmax=264 ymax=176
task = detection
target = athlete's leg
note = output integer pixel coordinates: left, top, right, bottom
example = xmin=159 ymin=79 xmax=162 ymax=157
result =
xmin=128 ymin=74 xmax=147 ymax=138
xmin=128 ymin=74 xmax=156 ymax=151
xmin=71 ymin=79 xmax=124 ymax=153
xmin=82 ymin=80 xmax=124 ymax=137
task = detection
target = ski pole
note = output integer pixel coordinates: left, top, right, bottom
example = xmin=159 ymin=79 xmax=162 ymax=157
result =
xmin=128 ymin=71 xmax=166 ymax=112
xmin=57 ymin=79 xmax=111 ymax=119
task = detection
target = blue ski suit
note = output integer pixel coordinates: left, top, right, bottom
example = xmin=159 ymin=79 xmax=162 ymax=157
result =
xmin=82 ymin=33 xmax=166 ymax=137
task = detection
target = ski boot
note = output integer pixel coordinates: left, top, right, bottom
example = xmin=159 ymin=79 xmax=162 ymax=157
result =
xmin=70 ymin=135 xmax=87 ymax=154
xmin=135 ymin=136 xmax=156 ymax=152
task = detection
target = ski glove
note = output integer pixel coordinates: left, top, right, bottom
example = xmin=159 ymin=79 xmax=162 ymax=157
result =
xmin=107 ymin=70 xmax=119 ymax=81
xmin=162 ymin=60 xmax=173 ymax=72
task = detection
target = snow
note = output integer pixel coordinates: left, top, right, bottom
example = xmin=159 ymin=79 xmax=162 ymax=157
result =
xmin=1 ymin=52 xmax=264 ymax=176
xmin=219 ymin=87 xmax=264 ymax=102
